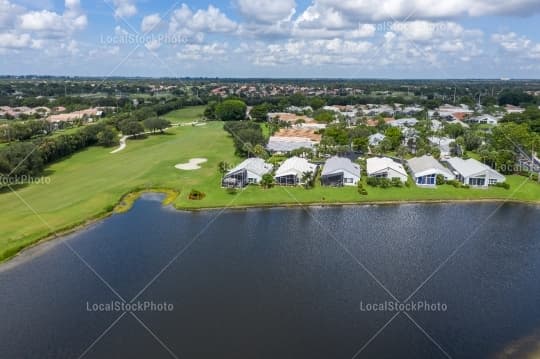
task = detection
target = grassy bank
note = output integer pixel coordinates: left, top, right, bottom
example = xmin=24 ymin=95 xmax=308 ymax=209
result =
xmin=1 ymin=107 xmax=540 ymax=263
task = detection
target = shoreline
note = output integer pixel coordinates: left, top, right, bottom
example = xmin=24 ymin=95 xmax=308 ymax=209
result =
xmin=1 ymin=188 xmax=539 ymax=268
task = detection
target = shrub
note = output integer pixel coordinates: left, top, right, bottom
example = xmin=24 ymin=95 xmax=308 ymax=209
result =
xmin=188 ymin=189 xmax=206 ymax=200
xmin=366 ymin=177 xmax=379 ymax=187
xmin=492 ymin=182 xmax=511 ymax=190
xmin=226 ymin=188 xmax=237 ymax=195
xmin=391 ymin=178 xmax=403 ymax=188
xmin=379 ymin=178 xmax=392 ymax=188
xmin=436 ymin=174 xmax=445 ymax=186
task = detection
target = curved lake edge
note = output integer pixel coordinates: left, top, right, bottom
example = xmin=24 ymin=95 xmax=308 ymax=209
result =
xmin=2 ymin=188 xmax=540 ymax=267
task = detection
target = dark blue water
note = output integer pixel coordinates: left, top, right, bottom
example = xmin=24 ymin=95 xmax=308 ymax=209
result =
xmin=1 ymin=195 xmax=540 ymax=359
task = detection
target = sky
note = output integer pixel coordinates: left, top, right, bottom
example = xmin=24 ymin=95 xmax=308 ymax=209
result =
xmin=1 ymin=0 xmax=540 ymax=78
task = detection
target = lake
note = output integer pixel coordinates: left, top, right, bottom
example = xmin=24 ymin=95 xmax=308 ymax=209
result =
xmin=1 ymin=195 xmax=540 ymax=359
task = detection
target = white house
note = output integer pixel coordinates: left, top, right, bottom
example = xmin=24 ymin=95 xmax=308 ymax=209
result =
xmin=222 ymin=158 xmax=273 ymax=188
xmin=275 ymin=157 xmax=318 ymax=186
xmin=468 ymin=115 xmax=499 ymax=125
xmin=369 ymin=133 xmax=386 ymax=146
xmin=389 ymin=118 xmax=418 ymax=128
xmin=445 ymin=157 xmax=506 ymax=187
xmin=320 ymin=157 xmax=361 ymax=186
xmin=367 ymin=157 xmax=408 ymax=183
xmin=407 ymin=155 xmax=455 ymax=186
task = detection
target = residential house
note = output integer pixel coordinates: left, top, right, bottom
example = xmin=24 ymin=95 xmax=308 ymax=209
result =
xmin=320 ymin=157 xmax=361 ymax=186
xmin=369 ymin=133 xmax=386 ymax=146
xmin=389 ymin=118 xmax=418 ymax=129
xmin=445 ymin=157 xmax=506 ymax=187
xmin=267 ymin=128 xmax=322 ymax=153
xmin=467 ymin=114 xmax=499 ymax=125
xmin=407 ymin=155 xmax=455 ymax=186
xmin=428 ymin=136 xmax=455 ymax=158
xmin=275 ymin=157 xmax=318 ymax=186
xmin=505 ymin=105 xmax=525 ymax=114
xmin=221 ymin=158 xmax=273 ymax=188
xmin=367 ymin=157 xmax=408 ymax=183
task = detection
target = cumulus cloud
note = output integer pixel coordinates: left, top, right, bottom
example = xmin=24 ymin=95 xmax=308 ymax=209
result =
xmin=141 ymin=13 xmax=162 ymax=33
xmin=0 ymin=0 xmax=25 ymax=29
xmin=18 ymin=0 xmax=87 ymax=33
xmin=145 ymin=39 xmax=161 ymax=51
xmin=170 ymin=4 xmax=237 ymax=35
xmin=299 ymin=0 xmax=540 ymax=23
xmin=112 ymin=0 xmax=137 ymax=18
xmin=176 ymin=43 xmax=228 ymax=61
xmin=493 ymin=32 xmax=540 ymax=59
xmin=245 ymin=38 xmax=373 ymax=66
xmin=236 ymin=0 xmax=296 ymax=23
xmin=0 ymin=32 xmax=32 ymax=48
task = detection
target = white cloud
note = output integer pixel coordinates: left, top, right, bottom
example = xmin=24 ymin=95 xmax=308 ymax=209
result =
xmin=169 ymin=3 xmax=237 ymax=41
xmin=493 ymin=32 xmax=540 ymax=59
xmin=348 ymin=24 xmax=376 ymax=38
xmin=141 ymin=13 xmax=162 ymax=33
xmin=0 ymin=0 xmax=25 ymax=29
xmin=0 ymin=32 xmax=32 ymax=48
xmin=236 ymin=0 xmax=296 ymax=23
xmin=247 ymin=38 xmax=374 ymax=66
xmin=300 ymin=0 xmax=540 ymax=22
xmin=176 ymin=42 xmax=228 ymax=61
xmin=19 ymin=10 xmax=62 ymax=31
xmin=145 ymin=39 xmax=161 ymax=51
xmin=18 ymin=0 xmax=86 ymax=33
xmin=112 ymin=0 xmax=136 ymax=18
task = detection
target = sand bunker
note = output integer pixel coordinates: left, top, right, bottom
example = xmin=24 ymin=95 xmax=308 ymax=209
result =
xmin=175 ymin=158 xmax=208 ymax=170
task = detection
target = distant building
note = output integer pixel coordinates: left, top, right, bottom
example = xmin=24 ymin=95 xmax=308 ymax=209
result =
xmin=221 ymin=158 xmax=273 ymax=188
xmin=388 ymin=118 xmax=418 ymax=128
xmin=445 ymin=157 xmax=506 ymax=187
xmin=407 ymin=155 xmax=455 ymax=186
xmin=320 ymin=157 xmax=361 ymax=186
xmin=267 ymin=128 xmax=322 ymax=153
xmin=369 ymin=133 xmax=386 ymax=146
xmin=505 ymin=105 xmax=525 ymax=114
xmin=428 ymin=137 xmax=455 ymax=158
xmin=467 ymin=114 xmax=499 ymax=125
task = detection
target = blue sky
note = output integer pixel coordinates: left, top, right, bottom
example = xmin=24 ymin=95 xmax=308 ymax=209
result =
xmin=1 ymin=0 xmax=540 ymax=78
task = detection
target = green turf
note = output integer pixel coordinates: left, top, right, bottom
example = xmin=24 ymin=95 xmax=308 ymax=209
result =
xmin=162 ymin=105 xmax=206 ymax=124
xmin=0 ymin=106 xmax=539 ymax=262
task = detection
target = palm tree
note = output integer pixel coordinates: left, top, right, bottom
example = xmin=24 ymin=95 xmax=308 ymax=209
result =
xmin=301 ymin=171 xmax=314 ymax=189
xmin=218 ymin=161 xmax=230 ymax=175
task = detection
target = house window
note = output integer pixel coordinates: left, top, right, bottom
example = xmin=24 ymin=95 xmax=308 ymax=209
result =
xmin=417 ymin=174 xmax=436 ymax=185
xmin=489 ymin=179 xmax=498 ymax=185
xmin=469 ymin=178 xmax=486 ymax=186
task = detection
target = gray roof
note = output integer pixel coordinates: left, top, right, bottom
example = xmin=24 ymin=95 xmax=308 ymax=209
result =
xmin=445 ymin=157 xmax=505 ymax=179
xmin=321 ymin=157 xmax=361 ymax=177
xmin=407 ymin=155 xmax=454 ymax=178
xmin=267 ymin=138 xmax=316 ymax=152
xmin=227 ymin=158 xmax=273 ymax=177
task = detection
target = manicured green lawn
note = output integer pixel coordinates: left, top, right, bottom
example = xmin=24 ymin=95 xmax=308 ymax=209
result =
xmin=0 ymin=121 xmax=239 ymax=261
xmin=0 ymin=106 xmax=539 ymax=262
xmin=162 ymin=105 xmax=206 ymax=124
xmin=174 ymin=174 xmax=540 ymax=210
